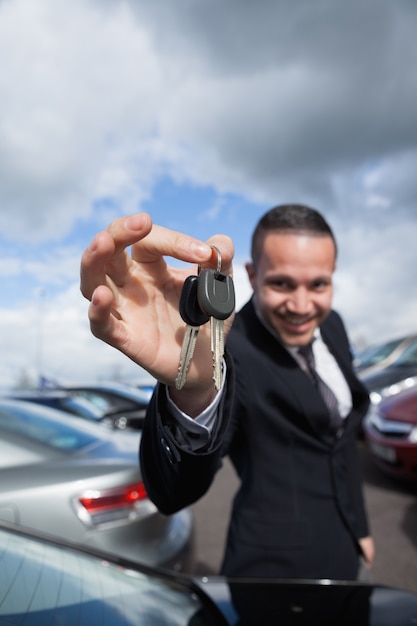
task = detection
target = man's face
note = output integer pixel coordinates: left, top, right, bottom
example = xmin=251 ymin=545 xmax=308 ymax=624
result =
xmin=246 ymin=231 xmax=336 ymax=347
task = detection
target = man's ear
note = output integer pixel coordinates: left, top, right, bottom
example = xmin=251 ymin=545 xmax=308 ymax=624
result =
xmin=245 ymin=262 xmax=256 ymax=289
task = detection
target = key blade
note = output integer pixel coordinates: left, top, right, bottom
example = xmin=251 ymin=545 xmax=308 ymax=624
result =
xmin=175 ymin=326 xmax=199 ymax=390
xmin=211 ymin=317 xmax=224 ymax=391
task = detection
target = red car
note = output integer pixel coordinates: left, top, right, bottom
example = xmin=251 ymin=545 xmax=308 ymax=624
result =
xmin=364 ymin=386 xmax=417 ymax=481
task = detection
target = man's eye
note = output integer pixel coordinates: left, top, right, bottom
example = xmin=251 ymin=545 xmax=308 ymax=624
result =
xmin=270 ymin=280 xmax=290 ymax=290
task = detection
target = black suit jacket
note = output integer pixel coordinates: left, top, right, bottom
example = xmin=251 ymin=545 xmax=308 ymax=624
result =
xmin=140 ymin=300 xmax=370 ymax=580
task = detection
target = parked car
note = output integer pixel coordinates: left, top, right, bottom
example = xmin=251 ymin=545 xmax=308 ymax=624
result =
xmin=0 ymin=520 xmax=220 ymax=626
xmin=8 ymin=385 xmax=150 ymax=430
xmin=0 ymin=398 xmax=193 ymax=570
xmin=363 ymin=386 xmax=417 ymax=481
xmin=62 ymin=381 xmax=155 ymax=429
xmin=359 ymin=339 xmax=417 ymax=405
xmin=1 ymin=520 xmax=417 ymax=625
xmin=354 ymin=334 xmax=417 ymax=377
xmin=7 ymin=389 xmax=117 ymax=425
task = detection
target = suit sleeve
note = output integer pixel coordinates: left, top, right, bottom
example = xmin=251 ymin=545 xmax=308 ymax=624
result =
xmin=139 ymin=350 xmax=235 ymax=515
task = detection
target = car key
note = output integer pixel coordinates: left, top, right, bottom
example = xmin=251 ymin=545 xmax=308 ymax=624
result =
xmin=197 ymin=251 xmax=235 ymax=390
xmin=175 ymin=275 xmax=210 ymax=390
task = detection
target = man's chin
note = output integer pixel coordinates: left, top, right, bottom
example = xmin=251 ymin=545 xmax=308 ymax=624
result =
xmin=275 ymin=325 xmax=316 ymax=347
xmin=262 ymin=311 xmax=320 ymax=346
xmin=284 ymin=336 xmax=314 ymax=348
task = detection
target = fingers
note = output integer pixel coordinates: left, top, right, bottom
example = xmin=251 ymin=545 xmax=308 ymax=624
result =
xmin=86 ymin=285 xmax=119 ymax=345
xmin=129 ymin=223 xmax=214 ymax=266
xmin=80 ymin=212 xmax=235 ymax=303
xmin=80 ymin=232 xmax=110 ymax=300
xmin=80 ymin=213 xmax=153 ymax=300
xmin=101 ymin=212 xmax=212 ymax=266
xmin=359 ymin=536 xmax=375 ymax=568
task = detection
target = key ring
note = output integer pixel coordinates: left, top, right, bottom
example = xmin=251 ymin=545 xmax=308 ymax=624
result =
xmin=198 ymin=245 xmax=222 ymax=276
xmin=210 ymin=245 xmax=222 ymax=276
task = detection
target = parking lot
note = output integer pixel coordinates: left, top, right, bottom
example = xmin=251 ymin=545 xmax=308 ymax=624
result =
xmin=189 ymin=444 xmax=417 ymax=594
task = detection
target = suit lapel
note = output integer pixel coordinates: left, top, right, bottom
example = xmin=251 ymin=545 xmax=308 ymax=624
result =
xmin=320 ymin=321 xmax=363 ymax=400
xmin=236 ymin=301 xmax=336 ymax=442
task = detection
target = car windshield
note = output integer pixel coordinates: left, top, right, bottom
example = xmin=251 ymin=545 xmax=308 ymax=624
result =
xmin=73 ymin=386 xmax=152 ymax=413
xmin=0 ymin=402 xmax=97 ymax=451
xmin=0 ymin=526 xmax=222 ymax=626
xmin=61 ymin=394 xmax=106 ymax=420
xmin=74 ymin=389 xmax=134 ymax=413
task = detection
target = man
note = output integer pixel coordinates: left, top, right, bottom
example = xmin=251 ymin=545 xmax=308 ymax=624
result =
xmin=81 ymin=204 xmax=374 ymax=580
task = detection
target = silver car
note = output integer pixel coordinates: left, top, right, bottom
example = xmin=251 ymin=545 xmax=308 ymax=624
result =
xmin=0 ymin=398 xmax=193 ymax=570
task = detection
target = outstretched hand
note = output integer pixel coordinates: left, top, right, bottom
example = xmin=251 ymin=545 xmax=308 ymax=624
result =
xmin=80 ymin=213 xmax=235 ymax=412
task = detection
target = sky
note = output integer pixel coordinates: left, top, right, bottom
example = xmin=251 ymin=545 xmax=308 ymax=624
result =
xmin=1 ymin=0 xmax=417 ymax=389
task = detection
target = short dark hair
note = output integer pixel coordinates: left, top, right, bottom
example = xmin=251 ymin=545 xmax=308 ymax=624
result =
xmin=251 ymin=204 xmax=337 ymax=264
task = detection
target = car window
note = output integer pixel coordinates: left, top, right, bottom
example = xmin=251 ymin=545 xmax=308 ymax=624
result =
xmin=0 ymin=404 xmax=97 ymax=452
xmin=0 ymin=526 xmax=223 ymax=626
xmin=393 ymin=341 xmax=417 ymax=367
xmin=355 ymin=339 xmax=403 ymax=367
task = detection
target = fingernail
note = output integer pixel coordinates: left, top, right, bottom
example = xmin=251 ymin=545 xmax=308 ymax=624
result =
xmin=88 ymin=235 xmax=98 ymax=253
xmin=190 ymin=241 xmax=211 ymax=258
xmin=91 ymin=289 xmax=98 ymax=305
xmin=124 ymin=214 xmax=146 ymax=232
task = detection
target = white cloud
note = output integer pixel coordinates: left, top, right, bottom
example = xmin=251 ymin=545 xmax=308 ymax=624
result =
xmin=0 ymin=0 xmax=164 ymax=242
xmin=334 ymin=219 xmax=417 ymax=346
xmin=0 ymin=0 xmax=416 ymax=385
xmin=0 ymin=249 xmax=79 ymax=283
xmin=0 ymin=280 xmax=150 ymax=389
xmin=2 ymin=0 xmax=416 ymax=244
xmin=233 ymin=261 xmax=252 ymax=312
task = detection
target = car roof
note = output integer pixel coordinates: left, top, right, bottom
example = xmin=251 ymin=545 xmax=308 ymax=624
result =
xmin=5 ymin=390 xmax=110 ymax=419
xmin=8 ymin=389 xmax=72 ymax=400
xmin=66 ymin=381 xmax=153 ymax=394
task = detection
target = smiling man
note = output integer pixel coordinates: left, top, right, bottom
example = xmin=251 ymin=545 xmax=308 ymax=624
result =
xmin=81 ymin=203 xmax=374 ymax=581
xmin=246 ymin=208 xmax=337 ymax=347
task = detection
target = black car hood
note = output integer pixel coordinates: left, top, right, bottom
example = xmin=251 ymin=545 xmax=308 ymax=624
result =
xmin=199 ymin=577 xmax=417 ymax=626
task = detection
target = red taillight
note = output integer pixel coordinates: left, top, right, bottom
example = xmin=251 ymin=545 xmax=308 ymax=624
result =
xmin=79 ymin=482 xmax=147 ymax=514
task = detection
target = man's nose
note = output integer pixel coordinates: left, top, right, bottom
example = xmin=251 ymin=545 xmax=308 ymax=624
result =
xmin=286 ymin=288 xmax=312 ymax=314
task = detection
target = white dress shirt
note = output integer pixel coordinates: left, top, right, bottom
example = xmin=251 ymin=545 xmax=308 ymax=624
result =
xmin=166 ymin=314 xmax=353 ymax=449
xmin=286 ymin=331 xmax=352 ymax=418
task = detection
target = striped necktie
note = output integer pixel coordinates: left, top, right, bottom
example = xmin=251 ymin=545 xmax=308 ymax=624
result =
xmin=298 ymin=343 xmax=343 ymax=437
